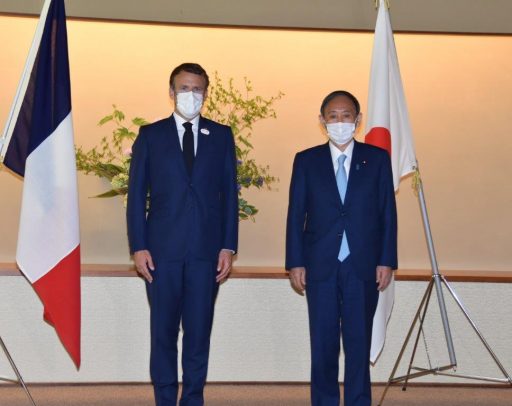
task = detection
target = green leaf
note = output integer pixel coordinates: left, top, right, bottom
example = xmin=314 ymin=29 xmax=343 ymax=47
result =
xmin=113 ymin=109 xmax=125 ymax=122
xmin=98 ymin=115 xmax=114 ymax=125
xmin=92 ymin=189 xmax=122 ymax=198
xmin=100 ymin=162 xmax=124 ymax=173
xmin=132 ymin=117 xmax=149 ymax=126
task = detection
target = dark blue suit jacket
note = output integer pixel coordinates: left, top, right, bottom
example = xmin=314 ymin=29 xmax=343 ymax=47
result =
xmin=286 ymin=141 xmax=397 ymax=281
xmin=126 ymin=115 xmax=238 ymax=262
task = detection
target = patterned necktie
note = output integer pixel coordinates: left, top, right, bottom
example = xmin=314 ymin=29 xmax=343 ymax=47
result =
xmin=336 ymin=154 xmax=350 ymax=262
xmin=183 ymin=122 xmax=194 ymax=176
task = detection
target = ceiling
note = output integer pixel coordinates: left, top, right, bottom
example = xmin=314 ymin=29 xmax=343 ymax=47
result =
xmin=1 ymin=0 xmax=511 ymax=34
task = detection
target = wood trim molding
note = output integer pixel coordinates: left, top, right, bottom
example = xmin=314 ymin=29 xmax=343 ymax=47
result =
xmin=3 ymin=1 xmax=512 ymax=35
xmin=0 ymin=263 xmax=511 ymax=283
xmin=0 ymin=381 xmax=509 ymax=388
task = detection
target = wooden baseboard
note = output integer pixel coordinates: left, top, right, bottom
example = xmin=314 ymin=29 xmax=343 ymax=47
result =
xmin=0 ymin=263 xmax=511 ymax=283
xmin=0 ymin=381 xmax=510 ymax=388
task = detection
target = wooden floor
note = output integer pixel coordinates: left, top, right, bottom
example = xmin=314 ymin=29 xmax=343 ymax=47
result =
xmin=0 ymin=384 xmax=511 ymax=406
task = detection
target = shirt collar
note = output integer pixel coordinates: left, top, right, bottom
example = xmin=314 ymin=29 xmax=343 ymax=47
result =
xmin=329 ymin=138 xmax=355 ymax=163
xmin=173 ymin=112 xmax=200 ymax=130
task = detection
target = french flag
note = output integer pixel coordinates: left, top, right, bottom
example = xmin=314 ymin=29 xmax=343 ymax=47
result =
xmin=1 ymin=0 xmax=81 ymax=368
xmin=366 ymin=0 xmax=417 ymax=363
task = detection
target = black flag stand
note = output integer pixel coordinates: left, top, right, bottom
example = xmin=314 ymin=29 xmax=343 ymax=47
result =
xmin=0 ymin=335 xmax=37 ymax=406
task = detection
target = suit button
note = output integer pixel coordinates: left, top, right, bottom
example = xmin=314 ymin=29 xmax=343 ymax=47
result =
xmin=189 ymin=182 xmax=193 ymax=187
xmin=340 ymin=211 xmax=347 ymax=216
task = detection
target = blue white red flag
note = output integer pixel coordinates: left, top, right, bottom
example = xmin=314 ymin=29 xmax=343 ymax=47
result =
xmin=0 ymin=0 xmax=81 ymax=368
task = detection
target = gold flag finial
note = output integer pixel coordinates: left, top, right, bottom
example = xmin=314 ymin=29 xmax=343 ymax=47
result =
xmin=374 ymin=0 xmax=391 ymax=9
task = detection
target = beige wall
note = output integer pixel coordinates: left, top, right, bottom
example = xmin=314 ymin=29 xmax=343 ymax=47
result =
xmin=1 ymin=16 xmax=511 ymax=271
xmin=1 ymin=277 xmax=511 ymax=383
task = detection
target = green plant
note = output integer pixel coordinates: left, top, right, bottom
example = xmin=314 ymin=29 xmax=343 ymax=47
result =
xmin=75 ymin=74 xmax=282 ymax=221
xmin=75 ymin=107 xmax=147 ymax=203
xmin=205 ymin=73 xmax=283 ymax=219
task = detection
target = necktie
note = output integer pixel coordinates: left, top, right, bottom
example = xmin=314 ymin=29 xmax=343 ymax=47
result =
xmin=183 ymin=122 xmax=194 ymax=176
xmin=336 ymin=154 xmax=350 ymax=262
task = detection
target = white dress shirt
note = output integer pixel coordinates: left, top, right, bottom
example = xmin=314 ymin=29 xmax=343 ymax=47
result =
xmin=329 ymin=139 xmax=354 ymax=179
xmin=173 ymin=112 xmax=199 ymax=155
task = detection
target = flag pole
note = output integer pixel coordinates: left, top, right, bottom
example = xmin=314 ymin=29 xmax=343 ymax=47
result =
xmin=0 ymin=335 xmax=38 ymax=406
xmin=0 ymin=0 xmax=53 ymax=162
xmin=0 ymin=3 xmax=55 ymax=405
xmin=369 ymin=1 xmax=511 ymax=403
xmin=377 ymin=167 xmax=512 ymax=406
xmin=414 ymin=164 xmax=457 ymax=366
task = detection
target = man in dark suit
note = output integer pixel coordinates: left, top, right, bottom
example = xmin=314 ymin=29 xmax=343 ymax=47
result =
xmin=127 ymin=63 xmax=238 ymax=406
xmin=286 ymin=90 xmax=397 ymax=406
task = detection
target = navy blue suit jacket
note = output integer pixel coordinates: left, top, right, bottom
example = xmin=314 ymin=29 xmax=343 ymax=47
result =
xmin=126 ymin=115 xmax=238 ymax=262
xmin=286 ymin=141 xmax=397 ymax=281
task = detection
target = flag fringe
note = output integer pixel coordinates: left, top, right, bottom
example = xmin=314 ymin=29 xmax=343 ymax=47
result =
xmin=412 ymin=167 xmax=421 ymax=196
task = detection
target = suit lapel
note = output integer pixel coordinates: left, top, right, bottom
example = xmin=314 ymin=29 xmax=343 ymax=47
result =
xmin=192 ymin=116 xmax=212 ymax=179
xmin=167 ymin=115 xmax=189 ymax=179
xmin=318 ymin=143 xmax=343 ymax=208
xmin=344 ymin=140 xmax=363 ymax=207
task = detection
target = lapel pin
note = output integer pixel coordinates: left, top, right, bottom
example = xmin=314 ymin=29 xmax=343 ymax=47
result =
xmin=200 ymin=128 xmax=209 ymax=135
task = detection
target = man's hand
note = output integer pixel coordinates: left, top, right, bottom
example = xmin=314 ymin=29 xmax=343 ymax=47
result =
xmin=134 ymin=250 xmax=155 ymax=283
xmin=289 ymin=267 xmax=306 ymax=295
xmin=216 ymin=249 xmax=233 ymax=283
xmin=376 ymin=265 xmax=393 ymax=291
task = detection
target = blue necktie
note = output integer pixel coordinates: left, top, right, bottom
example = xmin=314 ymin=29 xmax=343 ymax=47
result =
xmin=336 ymin=155 xmax=350 ymax=262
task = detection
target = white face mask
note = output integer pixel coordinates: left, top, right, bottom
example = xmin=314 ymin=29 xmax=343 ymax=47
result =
xmin=325 ymin=122 xmax=356 ymax=145
xmin=176 ymin=91 xmax=203 ymax=120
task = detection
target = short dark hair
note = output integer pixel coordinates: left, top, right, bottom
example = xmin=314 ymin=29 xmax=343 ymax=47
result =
xmin=320 ymin=90 xmax=360 ymax=116
xmin=169 ymin=63 xmax=210 ymax=90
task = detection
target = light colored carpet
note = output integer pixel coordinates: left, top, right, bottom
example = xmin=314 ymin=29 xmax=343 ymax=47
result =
xmin=0 ymin=384 xmax=510 ymax=406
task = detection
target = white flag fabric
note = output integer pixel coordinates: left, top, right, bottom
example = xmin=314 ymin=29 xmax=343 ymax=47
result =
xmin=366 ymin=0 xmax=417 ymax=363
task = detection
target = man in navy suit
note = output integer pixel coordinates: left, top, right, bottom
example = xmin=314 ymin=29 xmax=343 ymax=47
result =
xmin=286 ymin=91 xmax=397 ymax=406
xmin=127 ymin=63 xmax=238 ymax=406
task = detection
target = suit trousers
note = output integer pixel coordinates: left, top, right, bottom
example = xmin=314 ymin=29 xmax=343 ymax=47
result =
xmin=306 ymin=257 xmax=379 ymax=406
xmin=146 ymin=257 xmax=219 ymax=406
